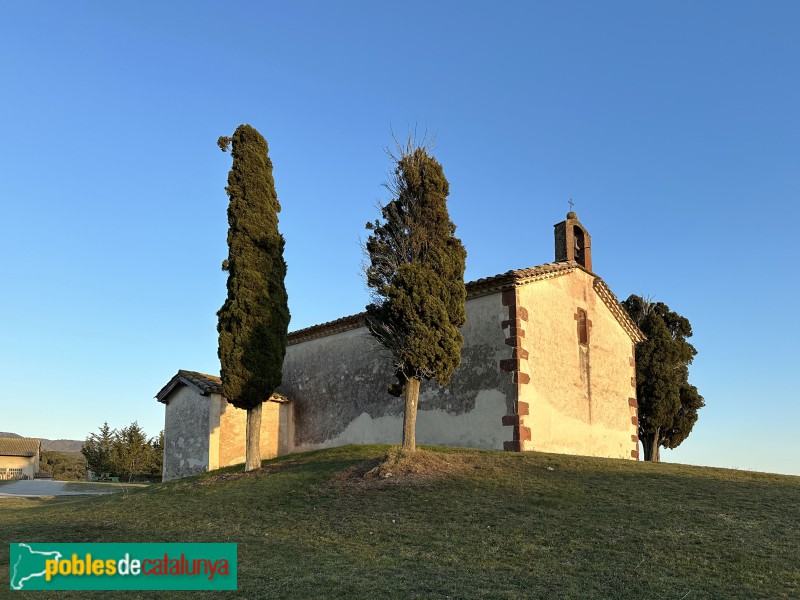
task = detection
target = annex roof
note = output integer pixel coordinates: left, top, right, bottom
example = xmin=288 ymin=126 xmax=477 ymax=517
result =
xmin=0 ymin=437 xmax=40 ymax=457
xmin=286 ymin=260 xmax=645 ymax=345
xmin=155 ymin=370 xmax=289 ymax=404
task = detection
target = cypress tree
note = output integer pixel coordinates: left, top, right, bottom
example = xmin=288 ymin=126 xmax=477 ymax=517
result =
xmin=217 ymin=124 xmax=289 ymax=471
xmin=622 ymin=295 xmax=704 ymax=461
xmin=364 ymin=139 xmax=467 ymax=450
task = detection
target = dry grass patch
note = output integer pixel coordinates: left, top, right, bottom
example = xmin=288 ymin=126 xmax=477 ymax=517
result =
xmin=333 ymin=446 xmax=481 ymax=488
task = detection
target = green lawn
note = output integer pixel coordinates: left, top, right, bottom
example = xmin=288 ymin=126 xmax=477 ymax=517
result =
xmin=1 ymin=445 xmax=798 ymax=599
xmin=61 ymin=481 xmax=148 ymax=493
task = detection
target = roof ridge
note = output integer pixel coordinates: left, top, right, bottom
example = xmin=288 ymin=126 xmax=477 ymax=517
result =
xmin=284 ymin=260 xmax=644 ymax=345
xmin=178 ymin=369 xmax=221 ymax=382
xmin=286 ymin=261 xmax=582 ymax=345
xmin=157 ymin=370 xmax=289 ymax=403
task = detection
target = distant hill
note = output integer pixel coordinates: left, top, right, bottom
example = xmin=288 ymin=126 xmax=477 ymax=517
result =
xmin=41 ymin=439 xmax=84 ymax=452
xmin=0 ymin=432 xmax=83 ymax=453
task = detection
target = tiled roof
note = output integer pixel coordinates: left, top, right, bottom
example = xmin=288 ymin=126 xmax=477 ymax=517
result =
xmin=0 ymin=437 xmax=40 ymax=457
xmin=465 ymin=260 xmax=580 ymax=296
xmin=286 ymin=313 xmax=367 ymax=345
xmin=155 ymin=370 xmax=221 ymax=403
xmin=156 ymin=370 xmax=288 ymax=404
xmin=286 ymin=260 xmax=645 ymax=344
xmin=178 ymin=370 xmax=223 ymax=394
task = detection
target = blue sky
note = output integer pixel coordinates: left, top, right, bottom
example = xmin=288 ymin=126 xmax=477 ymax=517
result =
xmin=1 ymin=2 xmax=797 ymax=475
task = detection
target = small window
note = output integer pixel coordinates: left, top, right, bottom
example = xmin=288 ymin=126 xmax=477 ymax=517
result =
xmin=577 ymin=308 xmax=589 ymax=345
xmin=1 ymin=468 xmax=24 ymax=480
xmin=574 ymin=226 xmax=585 ymax=266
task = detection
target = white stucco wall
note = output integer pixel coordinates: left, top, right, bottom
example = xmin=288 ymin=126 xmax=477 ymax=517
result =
xmin=163 ymin=388 xmax=292 ymax=479
xmin=162 ymin=386 xmax=210 ymax=481
xmin=281 ymin=292 xmax=515 ymax=452
xmin=519 ymin=270 xmax=637 ymax=459
xmin=0 ymin=456 xmax=37 ymax=479
xmin=299 ymin=389 xmax=508 ymax=452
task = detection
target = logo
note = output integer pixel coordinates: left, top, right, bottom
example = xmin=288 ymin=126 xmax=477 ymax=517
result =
xmin=9 ymin=543 xmax=237 ymax=590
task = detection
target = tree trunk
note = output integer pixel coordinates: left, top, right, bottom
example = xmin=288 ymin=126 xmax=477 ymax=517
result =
xmin=245 ymin=403 xmax=262 ymax=471
xmin=641 ymin=427 xmax=661 ymax=462
xmin=402 ymin=377 xmax=421 ymax=451
xmin=641 ymin=432 xmax=652 ymax=461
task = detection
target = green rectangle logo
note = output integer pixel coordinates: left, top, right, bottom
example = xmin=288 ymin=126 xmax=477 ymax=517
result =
xmin=9 ymin=543 xmax=237 ymax=590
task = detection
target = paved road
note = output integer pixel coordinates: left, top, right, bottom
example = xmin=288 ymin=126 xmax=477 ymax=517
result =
xmin=0 ymin=480 xmax=115 ymax=497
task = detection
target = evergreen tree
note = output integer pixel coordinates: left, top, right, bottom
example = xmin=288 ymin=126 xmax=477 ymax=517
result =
xmin=364 ymin=139 xmax=466 ymax=450
xmin=81 ymin=422 xmax=115 ymax=476
xmin=112 ymin=422 xmax=152 ymax=482
xmin=83 ymin=422 xmax=163 ymax=481
xmin=623 ymin=295 xmax=705 ymax=461
xmin=217 ymin=124 xmax=290 ymax=471
xmin=147 ymin=430 xmax=165 ymax=480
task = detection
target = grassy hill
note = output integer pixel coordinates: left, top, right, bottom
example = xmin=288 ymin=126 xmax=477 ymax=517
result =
xmin=1 ymin=445 xmax=798 ymax=599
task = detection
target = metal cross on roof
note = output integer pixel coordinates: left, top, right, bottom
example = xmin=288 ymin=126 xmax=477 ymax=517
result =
xmin=568 ymin=199 xmax=574 ymax=211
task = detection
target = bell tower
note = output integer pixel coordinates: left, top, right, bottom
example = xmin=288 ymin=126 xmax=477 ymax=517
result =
xmin=554 ymin=211 xmax=592 ymax=271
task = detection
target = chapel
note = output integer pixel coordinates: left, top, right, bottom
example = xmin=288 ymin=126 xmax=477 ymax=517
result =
xmin=157 ymin=213 xmax=644 ymax=481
